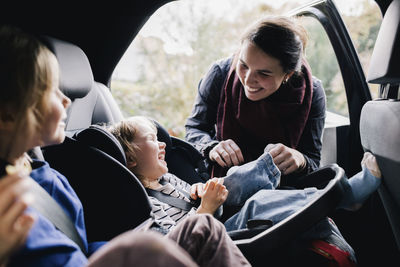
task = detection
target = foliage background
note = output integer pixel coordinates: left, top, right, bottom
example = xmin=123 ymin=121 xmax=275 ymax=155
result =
xmin=111 ymin=0 xmax=381 ymax=138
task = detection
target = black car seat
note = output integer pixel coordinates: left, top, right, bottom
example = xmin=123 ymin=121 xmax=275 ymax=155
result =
xmin=153 ymin=120 xmax=209 ymax=184
xmin=360 ymin=0 xmax=400 ymax=252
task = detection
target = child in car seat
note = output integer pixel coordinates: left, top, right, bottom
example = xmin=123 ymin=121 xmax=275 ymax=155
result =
xmin=0 ymin=25 xmax=250 ymax=267
xmin=109 ymin=115 xmax=381 ymax=230
xmin=109 ymin=115 xmax=382 ymax=263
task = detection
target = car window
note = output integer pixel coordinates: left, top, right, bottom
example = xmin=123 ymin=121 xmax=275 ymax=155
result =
xmin=111 ymin=0 xmax=382 ymax=136
xmin=337 ymin=0 xmax=382 ymax=99
xmin=300 ymin=16 xmax=349 ymax=118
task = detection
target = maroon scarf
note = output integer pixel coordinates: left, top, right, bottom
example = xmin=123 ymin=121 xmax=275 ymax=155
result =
xmin=213 ymin=60 xmax=313 ymax=177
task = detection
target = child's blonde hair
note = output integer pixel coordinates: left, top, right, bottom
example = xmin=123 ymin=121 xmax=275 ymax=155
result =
xmin=0 ymin=25 xmax=57 ymax=158
xmin=108 ymin=116 xmax=157 ymax=168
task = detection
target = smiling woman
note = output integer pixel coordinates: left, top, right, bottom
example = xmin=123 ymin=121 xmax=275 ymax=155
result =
xmin=185 ymin=15 xmax=324 ymax=180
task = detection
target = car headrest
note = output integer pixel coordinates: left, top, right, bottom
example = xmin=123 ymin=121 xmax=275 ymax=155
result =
xmin=40 ymin=36 xmax=94 ymax=100
xmin=73 ymin=125 xmax=127 ymax=166
xmin=367 ymin=0 xmax=400 ymax=84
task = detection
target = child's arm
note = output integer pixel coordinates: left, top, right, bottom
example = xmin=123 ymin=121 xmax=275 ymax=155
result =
xmin=196 ymin=179 xmax=228 ymax=215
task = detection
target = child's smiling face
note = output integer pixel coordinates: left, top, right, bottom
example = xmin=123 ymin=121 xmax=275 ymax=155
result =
xmin=130 ymin=122 xmax=168 ymax=182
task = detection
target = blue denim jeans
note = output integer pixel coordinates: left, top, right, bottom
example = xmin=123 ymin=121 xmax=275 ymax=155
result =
xmin=221 ymin=151 xmax=315 ymax=230
xmin=222 ymin=153 xmax=380 ymax=231
xmin=223 ymin=187 xmax=319 ymax=231
xmin=338 ymin=165 xmax=381 ymax=210
xmin=222 ymin=151 xmax=281 ymax=207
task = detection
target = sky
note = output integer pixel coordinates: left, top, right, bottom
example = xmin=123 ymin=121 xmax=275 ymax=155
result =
xmin=140 ymin=0 xmax=373 ymax=37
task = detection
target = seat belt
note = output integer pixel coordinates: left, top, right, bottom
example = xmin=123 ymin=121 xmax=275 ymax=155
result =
xmin=28 ymin=178 xmax=87 ymax=254
xmin=146 ymin=188 xmax=196 ymax=211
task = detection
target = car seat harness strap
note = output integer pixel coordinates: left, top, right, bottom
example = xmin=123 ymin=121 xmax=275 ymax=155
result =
xmin=146 ymin=188 xmax=197 ymax=211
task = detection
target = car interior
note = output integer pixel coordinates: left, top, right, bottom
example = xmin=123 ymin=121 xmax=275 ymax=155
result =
xmin=37 ymin=22 xmax=351 ymax=265
xmin=1 ymin=0 xmax=399 ymax=266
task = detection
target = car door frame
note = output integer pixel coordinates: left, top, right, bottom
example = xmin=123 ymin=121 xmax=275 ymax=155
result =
xmin=289 ymin=1 xmax=400 ymax=265
xmin=290 ymin=0 xmax=372 ymax=177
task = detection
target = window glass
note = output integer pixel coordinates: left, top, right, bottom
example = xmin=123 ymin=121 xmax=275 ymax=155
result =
xmin=111 ymin=0 xmax=382 ymax=136
xmin=335 ymin=0 xmax=382 ymax=99
xmin=300 ymin=16 xmax=349 ymax=117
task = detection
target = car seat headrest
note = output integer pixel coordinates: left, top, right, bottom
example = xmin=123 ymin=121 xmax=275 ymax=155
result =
xmin=73 ymin=125 xmax=127 ymax=166
xmin=367 ymin=0 xmax=400 ymax=84
xmin=40 ymin=36 xmax=94 ymax=100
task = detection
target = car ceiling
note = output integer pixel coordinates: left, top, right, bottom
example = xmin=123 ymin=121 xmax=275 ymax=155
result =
xmin=0 ymin=0 xmax=172 ymax=85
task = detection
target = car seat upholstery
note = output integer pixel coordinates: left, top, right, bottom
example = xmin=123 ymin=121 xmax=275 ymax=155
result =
xmin=40 ymin=36 xmax=123 ymax=133
xmin=43 ymin=127 xmax=152 ymax=242
xmin=152 ymin=120 xmax=208 ymax=184
xmin=361 ymin=0 xmax=400 ymax=250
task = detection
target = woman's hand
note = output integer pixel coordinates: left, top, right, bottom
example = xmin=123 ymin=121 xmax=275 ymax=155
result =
xmin=0 ymin=173 xmax=35 ymax=266
xmin=361 ymin=152 xmax=381 ymax=178
xmin=265 ymin=143 xmax=306 ymax=175
xmin=196 ymin=178 xmax=228 ymax=215
xmin=209 ymin=139 xmax=244 ymax=168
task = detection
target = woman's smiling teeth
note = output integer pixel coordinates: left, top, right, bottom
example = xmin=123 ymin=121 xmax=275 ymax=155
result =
xmin=246 ymin=86 xmax=262 ymax=92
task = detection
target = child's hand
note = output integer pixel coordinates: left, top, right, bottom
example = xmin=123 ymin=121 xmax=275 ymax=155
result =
xmin=196 ymin=178 xmax=228 ymax=215
xmin=190 ymin=178 xmax=224 ymax=200
xmin=361 ymin=152 xmax=381 ymax=178
xmin=190 ymin=183 xmax=205 ymax=200
xmin=0 ymin=173 xmax=35 ymax=265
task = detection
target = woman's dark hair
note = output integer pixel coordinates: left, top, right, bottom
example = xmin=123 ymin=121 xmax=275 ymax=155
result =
xmin=240 ymin=16 xmax=307 ymax=74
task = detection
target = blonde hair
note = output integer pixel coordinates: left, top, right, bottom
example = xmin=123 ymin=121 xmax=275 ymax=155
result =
xmin=0 ymin=25 xmax=57 ymax=159
xmin=108 ymin=116 xmax=157 ymax=170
